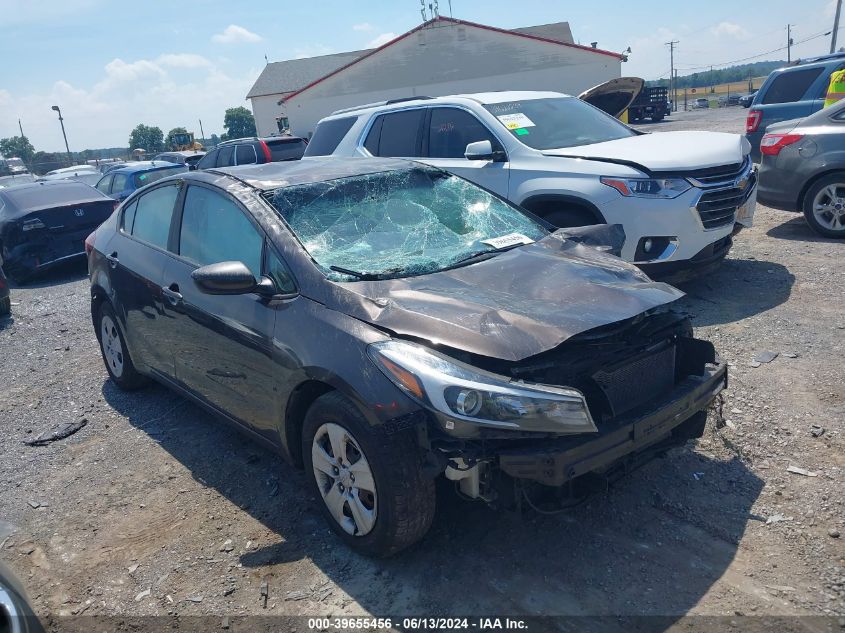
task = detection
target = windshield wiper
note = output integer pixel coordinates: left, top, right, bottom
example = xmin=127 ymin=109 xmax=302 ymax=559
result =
xmin=329 ymin=265 xmax=383 ymax=280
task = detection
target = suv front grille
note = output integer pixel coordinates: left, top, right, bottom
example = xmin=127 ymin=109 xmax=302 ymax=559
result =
xmin=695 ymin=169 xmax=756 ymax=229
xmin=684 ymin=156 xmax=750 ymax=186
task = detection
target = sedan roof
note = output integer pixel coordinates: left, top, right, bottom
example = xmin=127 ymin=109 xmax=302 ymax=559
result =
xmin=0 ymin=180 xmax=111 ymax=216
xmin=108 ymin=161 xmax=183 ymax=175
xmin=207 ymin=157 xmax=421 ymax=191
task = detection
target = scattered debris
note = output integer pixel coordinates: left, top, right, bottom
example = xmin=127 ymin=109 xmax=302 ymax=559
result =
xmin=27 ymin=500 xmax=41 ymax=509
xmin=781 ymin=351 xmax=799 ymax=358
xmin=830 ymin=529 xmax=841 ymax=539
xmin=134 ymin=588 xmax=151 ymax=602
xmin=186 ymin=596 xmax=204 ymax=603
xmin=730 ymin=408 xmax=742 ymax=415
xmin=260 ymin=581 xmax=270 ymax=608
xmin=766 ymin=585 xmax=796 ymax=593
xmin=811 ymin=425 xmax=825 ymax=438
xmin=284 ymin=589 xmax=309 ymax=602
xmin=766 ymin=514 xmax=793 ymax=525
xmin=221 ymin=616 xmax=230 ymax=630
xmin=786 ymin=465 xmax=818 ymax=477
xmin=753 ymin=350 xmax=778 ymax=364
xmin=748 ymin=361 xmax=761 ymax=368
xmin=219 ymin=539 xmax=234 ymax=552
xmin=127 ymin=564 xmax=139 ymax=574
xmin=692 ymin=472 xmax=705 ymax=481
xmin=23 ymin=418 xmax=87 ymax=447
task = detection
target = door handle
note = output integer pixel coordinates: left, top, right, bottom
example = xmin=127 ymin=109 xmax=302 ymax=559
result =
xmin=161 ymin=284 xmax=183 ymax=306
xmin=106 ymin=252 xmax=119 ymax=269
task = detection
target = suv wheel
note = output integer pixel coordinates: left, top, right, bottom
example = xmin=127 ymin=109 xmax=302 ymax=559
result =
xmin=302 ymin=392 xmax=435 ymax=557
xmin=803 ymin=173 xmax=845 ymax=238
xmin=97 ymin=302 xmax=149 ymax=390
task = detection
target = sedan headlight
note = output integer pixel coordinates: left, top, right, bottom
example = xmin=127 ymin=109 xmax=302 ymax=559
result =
xmin=600 ymin=176 xmax=691 ymax=199
xmin=368 ymin=340 xmax=597 ymax=434
xmin=21 ymin=218 xmax=46 ymax=231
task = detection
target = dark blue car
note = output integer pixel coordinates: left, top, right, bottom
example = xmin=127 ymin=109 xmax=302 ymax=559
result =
xmin=95 ymin=161 xmax=187 ymax=201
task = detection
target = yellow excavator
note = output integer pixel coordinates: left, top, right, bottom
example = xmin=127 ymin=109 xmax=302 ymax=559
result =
xmin=170 ymin=132 xmax=204 ymax=152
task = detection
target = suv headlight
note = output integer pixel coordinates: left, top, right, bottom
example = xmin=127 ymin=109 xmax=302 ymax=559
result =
xmin=600 ymin=176 xmax=691 ymax=199
xmin=368 ymin=340 xmax=597 ymax=434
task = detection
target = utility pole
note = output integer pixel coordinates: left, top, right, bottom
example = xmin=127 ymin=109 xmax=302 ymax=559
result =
xmin=51 ymin=105 xmax=72 ymax=167
xmin=18 ymin=119 xmax=24 ymax=139
xmin=831 ymin=0 xmax=843 ymax=53
xmin=198 ymin=119 xmax=205 ymax=144
xmin=787 ymin=24 xmax=792 ymax=63
xmin=666 ymin=40 xmax=679 ymax=112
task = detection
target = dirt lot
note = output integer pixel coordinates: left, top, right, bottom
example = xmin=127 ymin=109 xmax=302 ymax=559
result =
xmin=1 ymin=106 xmax=843 ymax=631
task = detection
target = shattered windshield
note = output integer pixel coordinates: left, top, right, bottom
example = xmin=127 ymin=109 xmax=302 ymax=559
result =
xmin=264 ymin=168 xmax=548 ymax=281
xmin=484 ymin=97 xmax=635 ymax=150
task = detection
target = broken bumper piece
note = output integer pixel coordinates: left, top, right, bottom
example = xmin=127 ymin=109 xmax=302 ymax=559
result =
xmin=497 ymin=360 xmax=726 ymax=487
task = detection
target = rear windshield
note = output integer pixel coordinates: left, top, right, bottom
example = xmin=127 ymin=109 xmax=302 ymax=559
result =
xmin=268 ymin=139 xmax=307 ymax=161
xmin=483 ymin=97 xmax=635 ymax=150
xmin=761 ymin=67 xmax=824 ymax=104
xmin=304 ymin=117 xmax=357 ymax=156
xmin=1 ymin=182 xmax=104 ymax=210
xmin=264 ymin=167 xmax=547 ymax=281
xmin=133 ymin=166 xmax=186 ymax=188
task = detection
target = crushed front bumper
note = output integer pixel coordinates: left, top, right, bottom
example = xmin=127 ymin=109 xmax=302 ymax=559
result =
xmin=496 ymin=360 xmax=726 ymax=487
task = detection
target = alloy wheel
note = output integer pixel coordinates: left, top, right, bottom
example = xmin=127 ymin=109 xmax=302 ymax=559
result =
xmin=100 ymin=314 xmax=124 ymax=378
xmin=812 ymin=183 xmax=845 ymax=232
xmin=311 ymin=422 xmax=377 ymax=536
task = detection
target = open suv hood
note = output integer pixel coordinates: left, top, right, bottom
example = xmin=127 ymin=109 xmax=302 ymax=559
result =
xmin=324 ymin=233 xmax=683 ymax=362
xmin=543 ymin=131 xmax=747 ymax=171
xmin=578 ymin=77 xmax=644 ymax=118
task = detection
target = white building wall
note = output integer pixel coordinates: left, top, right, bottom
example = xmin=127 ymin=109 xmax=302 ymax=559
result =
xmin=285 ymin=22 xmax=621 ymax=137
xmin=250 ymin=92 xmax=293 ymax=137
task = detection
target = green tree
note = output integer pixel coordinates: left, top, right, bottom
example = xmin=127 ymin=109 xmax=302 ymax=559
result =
xmin=128 ymin=124 xmax=164 ymax=154
xmin=222 ymin=107 xmax=256 ymax=141
xmin=166 ymin=126 xmax=189 ymax=149
xmin=0 ymin=136 xmax=35 ymax=166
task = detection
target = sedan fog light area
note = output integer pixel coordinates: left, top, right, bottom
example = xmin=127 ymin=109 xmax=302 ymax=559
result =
xmin=600 ymin=176 xmax=691 ymax=199
xmin=368 ymin=340 xmax=597 ymax=434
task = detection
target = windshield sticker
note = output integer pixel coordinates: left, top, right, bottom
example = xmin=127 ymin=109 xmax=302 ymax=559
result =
xmin=139 ymin=174 xmax=147 ymax=180
xmin=497 ymin=113 xmax=536 ymax=130
xmin=515 ymin=128 xmax=530 ymax=136
xmin=481 ymin=233 xmax=535 ymax=249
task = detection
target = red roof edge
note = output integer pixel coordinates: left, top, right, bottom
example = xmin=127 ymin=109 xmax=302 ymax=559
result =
xmin=285 ymin=16 xmax=623 ymax=102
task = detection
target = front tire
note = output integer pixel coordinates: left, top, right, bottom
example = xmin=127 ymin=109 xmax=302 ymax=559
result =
xmin=302 ymin=392 xmax=435 ymax=557
xmin=97 ymin=302 xmax=149 ymax=390
xmin=803 ymin=173 xmax=845 ymax=238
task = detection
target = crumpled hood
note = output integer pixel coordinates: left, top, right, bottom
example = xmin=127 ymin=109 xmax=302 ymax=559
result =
xmin=544 ymin=131 xmax=747 ymax=171
xmin=323 ymin=235 xmax=684 ymax=362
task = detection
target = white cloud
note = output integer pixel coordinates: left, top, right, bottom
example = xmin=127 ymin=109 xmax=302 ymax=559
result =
xmin=353 ymin=22 xmax=374 ymax=32
xmin=711 ymin=21 xmax=751 ymax=40
xmin=211 ymin=24 xmax=262 ymax=44
xmin=367 ymin=32 xmax=398 ymax=48
xmin=0 ymin=54 xmax=260 ymax=151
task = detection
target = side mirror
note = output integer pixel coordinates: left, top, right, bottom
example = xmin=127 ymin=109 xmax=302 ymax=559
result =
xmin=465 ymin=140 xmax=506 ymax=162
xmin=192 ymin=261 xmax=259 ymax=295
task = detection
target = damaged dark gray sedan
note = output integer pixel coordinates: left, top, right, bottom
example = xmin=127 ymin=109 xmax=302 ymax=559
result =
xmin=87 ymin=158 xmax=726 ymax=556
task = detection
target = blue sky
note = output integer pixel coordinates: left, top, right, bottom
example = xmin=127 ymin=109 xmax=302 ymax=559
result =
xmin=0 ymin=0 xmax=839 ymax=151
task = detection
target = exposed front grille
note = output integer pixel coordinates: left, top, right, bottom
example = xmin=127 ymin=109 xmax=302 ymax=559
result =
xmin=695 ymin=170 xmax=756 ymax=229
xmin=683 ymin=156 xmax=750 ymax=186
xmin=592 ymin=343 xmax=676 ymax=417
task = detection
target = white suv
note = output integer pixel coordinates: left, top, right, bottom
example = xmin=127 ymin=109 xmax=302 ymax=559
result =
xmin=304 ymin=91 xmax=757 ymax=280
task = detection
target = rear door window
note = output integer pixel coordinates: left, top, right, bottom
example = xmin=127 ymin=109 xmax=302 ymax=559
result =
xmin=364 ymin=110 xmax=424 ymax=157
xmin=216 ymin=145 xmax=235 ymax=167
xmin=236 ymin=144 xmax=258 ymax=165
xmin=762 ymin=68 xmax=825 ymax=104
xmin=196 ymin=150 xmax=218 ymax=170
xmin=426 ymin=107 xmax=499 ymax=158
xmin=96 ymin=174 xmax=112 ymax=194
xmin=131 ymin=184 xmax=181 ymax=250
xmin=304 ymin=117 xmax=356 ymax=156
xmin=178 ymin=185 xmax=263 ymax=276
xmin=111 ymin=173 xmax=129 ymax=194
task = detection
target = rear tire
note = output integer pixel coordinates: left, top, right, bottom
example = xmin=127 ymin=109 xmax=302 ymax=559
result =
xmin=302 ymin=392 xmax=435 ymax=557
xmin=802 ymin=173 xmax=845 ymax=238
xmin=96 ymin=302 xmax=149 ymax=390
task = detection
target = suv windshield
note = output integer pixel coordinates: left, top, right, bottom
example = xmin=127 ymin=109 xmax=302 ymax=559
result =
xmin=264 ymin=168 xmax=547 ymax=280
xmin=484 ymin=97 xmax=635 ymax=150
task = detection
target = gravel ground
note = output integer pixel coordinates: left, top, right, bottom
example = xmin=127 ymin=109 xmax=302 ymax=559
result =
xmin=1 ymin=107 xmax=843 ymax=631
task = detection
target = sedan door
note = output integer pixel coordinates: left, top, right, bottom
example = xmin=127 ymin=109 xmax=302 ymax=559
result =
xmin=160 ymin=183 xmax=278 ymax=436
xmin=105 ymin=182 xmax=183 ymax=378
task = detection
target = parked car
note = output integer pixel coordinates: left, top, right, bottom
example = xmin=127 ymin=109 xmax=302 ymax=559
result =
xmin=0 ymin=180 xmax=116 ymax=282
xmin=195 ymin=136 xmax=307 ymax=170
xmin=153 ymin=150 xmax=206 ymax=170
xmin=94 ymin=161 xmax=187 ymax=201
xmin=307 ymin=91 xmax=756 ymax=281
xmin=41 ymin=165 xmax=101 ymax=186
xmin=746 ymin=52 xmax=845 ymax=161
xmin=718 ymin=94 xmax=741 ymax=107
xmin=694 ymin=98 xmax=711 ymax=109
xmin=0 ymin=256 xmax=9 ymax=315
xmin=757 ymin=98 xmax=845 ymax=237
xmin=87 ymin=158 xmax=727 ymax=556
xmin=739 ymin=92 xmax=757 ymax=108
xmin=0 ymin=173 xmax=37 ymax=188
